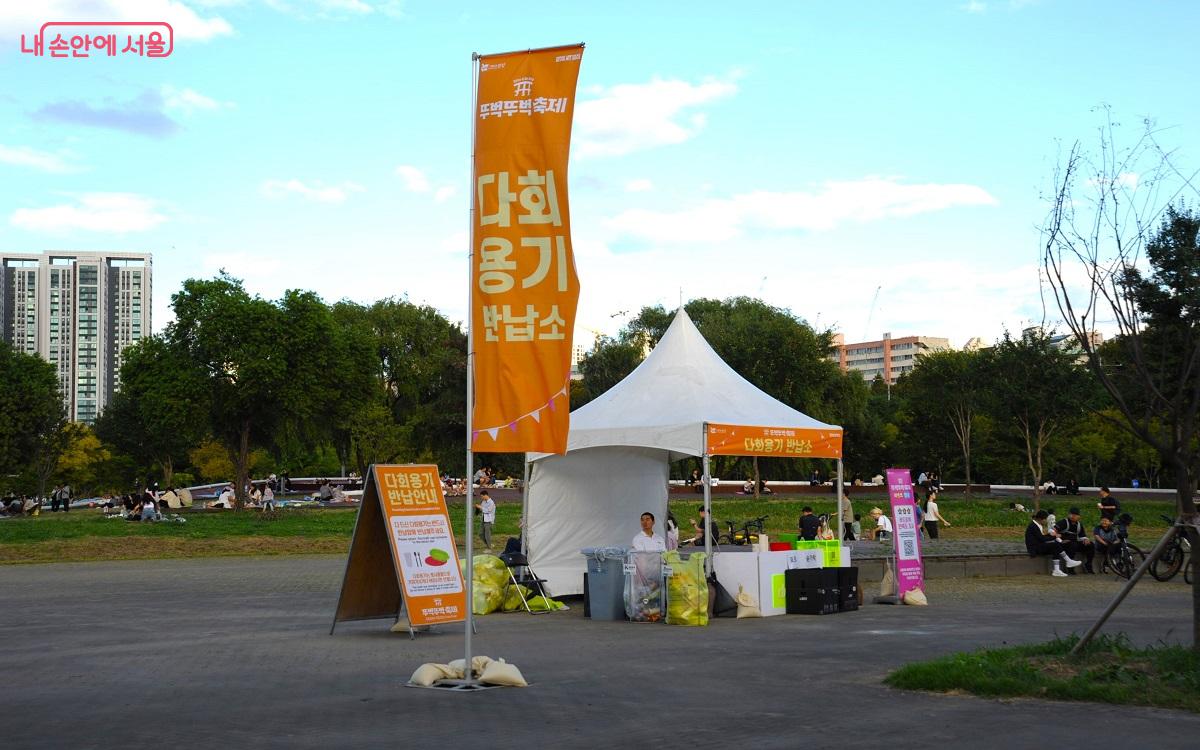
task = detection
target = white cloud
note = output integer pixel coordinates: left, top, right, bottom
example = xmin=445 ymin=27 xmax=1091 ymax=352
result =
xmin=625 ymin=178 xmax=653 ymax=193
xmin=261 ymin=178 xmax=365 ymax=204
xmin=574 ymin=76 xmax=738 ymax=158
xmin=10 ymin=192 xmax=166 ymax=233
xmin=394 ymin=164 xmax=431 ymax=192
xmin=961 ymin=1 xmax=987 ymax=13
xmin=263 ymin=0 xmax=404 ymax=18
xmin=0 ymin=2 xmax=233 ymax=41
xmin=606 ymin=177 xmax=998 ymax=243
xmin=395 ymin=165 xmax=458 ymax=202
xmin=161 ymin=85 xmax=230 ymax=114
xmin=0 ymin=143 xmax=75 ymax=173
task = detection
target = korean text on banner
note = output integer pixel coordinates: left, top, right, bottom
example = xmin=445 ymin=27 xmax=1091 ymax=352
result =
xmin=471 ymin=44 xmax=584 ymax=454
xmin=885 ymin=468 xmax=925 ymax=599
xmin=375 ymin=465 xmax=466 ymax=627
xmin=706 ymin=423 xmax=843 ymax=459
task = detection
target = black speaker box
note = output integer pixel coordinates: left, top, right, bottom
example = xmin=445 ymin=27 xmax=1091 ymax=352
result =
xmin=786 ymin=568 xmax=840 ymax=615
xmin=837 ymin=567 xmax=859 ymax=611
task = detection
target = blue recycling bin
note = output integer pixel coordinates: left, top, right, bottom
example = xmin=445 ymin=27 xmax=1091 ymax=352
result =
xmin=581 ymin=547 xmax=628 ymax=621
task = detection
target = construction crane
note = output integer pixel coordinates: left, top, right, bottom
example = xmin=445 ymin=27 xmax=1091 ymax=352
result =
xmin=863 ymin=285 xmax=882 ymax=341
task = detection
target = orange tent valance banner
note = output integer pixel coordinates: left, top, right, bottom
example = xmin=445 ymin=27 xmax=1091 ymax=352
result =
xmin=470 ymin=43 xmax=584 ymax=454
xmin=706 ymin=423 xmax=843 ymax=459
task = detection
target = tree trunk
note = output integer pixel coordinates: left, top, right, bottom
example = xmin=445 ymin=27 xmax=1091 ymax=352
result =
xmin=752 ymin=456 xmax=760 ymax=499
xmin=160 ymin=455 xmax=174 ymax=488
xmin=963 ymin=429 xmax=972 ymax=498
xmin=234 ymin=422 xmax=251 ymax=511
xmin=1021 ymin=420 xmax=1041 ymax=511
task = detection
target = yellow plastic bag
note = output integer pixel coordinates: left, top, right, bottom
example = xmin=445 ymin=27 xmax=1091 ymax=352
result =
xmin=666 ymin=552 xmax=709 ymax=626
xmin=468 ymin=554 xmax=510 ymax=614
xmin=502 ymin=585 xmax=530 ymax=612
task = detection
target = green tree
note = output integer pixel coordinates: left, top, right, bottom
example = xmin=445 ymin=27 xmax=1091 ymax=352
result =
xmin=1043 ymin=113 xmax=1200 ymax=650
xmin=168 ymin=275 xmax=289 ymax=507
xmin=897 ymin=349 xmax=986 ymax=493
xmin=1065 ymin=411 xmax=1120 ymax=486
xmin=189 ymin=439 xmax=235 ymax=483
xmin=333 ymin=298 xmax=468 ymax=474
xmin=985 ymin=330 xmax=1094 ymax=509
xmin=572 ymin=336 xmax=644 ymax=408
xmin=54 ymin=423 xmax=111 ymax=494
xmin=94 ymin=336 xmax=208 ymax=486
xmin=0 ymin=343 xmax=67 ymax=500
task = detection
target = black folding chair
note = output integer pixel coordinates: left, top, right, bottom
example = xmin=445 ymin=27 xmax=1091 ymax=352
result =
xmin=499 ymin=550 xmax=551 ymax=615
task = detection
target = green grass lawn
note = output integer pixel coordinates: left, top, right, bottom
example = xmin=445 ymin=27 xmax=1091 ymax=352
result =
xmin=0 ymin=494 xmax=1178 ymax=563
xmin=885 ymin=634 xmax=1200 ymax=713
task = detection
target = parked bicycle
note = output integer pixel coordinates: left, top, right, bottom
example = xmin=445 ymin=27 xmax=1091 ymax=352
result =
xmin=1149 ymin=514 xmax=1193 ymax=582
xmin=1107 ymin=513 xmax=1146 ymax=580
xmin=719 ymin=515 xmax=768 ymax=546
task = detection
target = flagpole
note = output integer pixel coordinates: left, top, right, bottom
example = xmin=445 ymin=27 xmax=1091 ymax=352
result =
xmin=463 ymin=51 xmax=479 ymax=685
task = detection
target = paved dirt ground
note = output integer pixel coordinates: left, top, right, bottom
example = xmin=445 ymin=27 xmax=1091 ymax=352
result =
xmin=2 ymin=556 xmax=1197 ymax=749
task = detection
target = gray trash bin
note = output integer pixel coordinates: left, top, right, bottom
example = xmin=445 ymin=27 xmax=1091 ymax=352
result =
xmin=581 ymin=547 xmax=629 ymax=621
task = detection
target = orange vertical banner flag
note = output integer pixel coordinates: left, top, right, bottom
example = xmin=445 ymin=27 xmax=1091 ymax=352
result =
xmin=471 ymin=44 xmax=584 ymax=454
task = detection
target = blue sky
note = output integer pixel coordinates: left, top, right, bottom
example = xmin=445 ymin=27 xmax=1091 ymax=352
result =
xmin=2 ymin=0 xmax=1198 ymax=347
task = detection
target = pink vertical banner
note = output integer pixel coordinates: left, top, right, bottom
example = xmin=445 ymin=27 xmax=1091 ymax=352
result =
xmin=885 ymin=468 xmax=925 ymax=598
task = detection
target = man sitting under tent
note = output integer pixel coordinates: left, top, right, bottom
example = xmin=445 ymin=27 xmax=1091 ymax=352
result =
xmin=632 ymin=512 xmax=666 ymax=552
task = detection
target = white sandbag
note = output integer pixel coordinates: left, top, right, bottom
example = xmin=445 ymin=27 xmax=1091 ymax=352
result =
xmin=479 ymin=658 xmax=528 ymax=687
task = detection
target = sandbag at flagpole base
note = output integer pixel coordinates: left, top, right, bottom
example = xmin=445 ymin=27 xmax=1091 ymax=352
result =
xmin=873 ymin=558 xmax=899 ymax=605
xmin=407 ymin=655 xmax=529 ymax=691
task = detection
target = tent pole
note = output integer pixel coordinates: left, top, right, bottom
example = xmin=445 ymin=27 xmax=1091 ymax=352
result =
xmin=520 ymin=456 xmax=531 ymax=556
xmin=837 ymin=459 xmax=844 ymax=544
xmin=703 ymin=454 xmax=713 ymax=574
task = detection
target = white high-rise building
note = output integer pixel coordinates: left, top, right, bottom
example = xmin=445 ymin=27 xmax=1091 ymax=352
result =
xmin=1 ymin=251 xmax=152 ymax=423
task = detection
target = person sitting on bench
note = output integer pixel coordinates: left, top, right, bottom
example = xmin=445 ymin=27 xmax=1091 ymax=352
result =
xmin=689 ymin=506 xmax=719 ymax=546
xmin=1025 ymin=509 xmax=1082 ymax=575
xmin=867 ymin=507 xmax=893 ymax=541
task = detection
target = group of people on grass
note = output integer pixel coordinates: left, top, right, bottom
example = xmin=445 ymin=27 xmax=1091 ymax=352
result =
xmin=1025 ymin=487 xmax=1125 ymax=576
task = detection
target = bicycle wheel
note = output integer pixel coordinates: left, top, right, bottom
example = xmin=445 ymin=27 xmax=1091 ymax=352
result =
xmin=1112 ymin=544 xmax=1146 ymax=580
xmin=1149 ymin=541 xmax=1183 ymax=582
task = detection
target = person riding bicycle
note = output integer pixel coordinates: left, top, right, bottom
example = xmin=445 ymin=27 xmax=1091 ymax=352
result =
xmin=799 ymin=506 xmax=821 ymax=541
xmin=1092 ymin=516 xmax=1119 ymax=572
xmin=1025 ymin=510 xmax=1082 ymax=575
xmin=1054 ymin=507 xmax=1094 ymax=573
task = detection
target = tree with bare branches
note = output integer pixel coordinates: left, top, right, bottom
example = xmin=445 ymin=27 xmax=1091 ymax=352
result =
xmin=1041 ymin=114 xmax=1200 ymax=649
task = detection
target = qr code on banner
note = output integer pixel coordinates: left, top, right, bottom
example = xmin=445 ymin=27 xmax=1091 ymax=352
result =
xmin=902 ymin=539 xmax=915 ymax=557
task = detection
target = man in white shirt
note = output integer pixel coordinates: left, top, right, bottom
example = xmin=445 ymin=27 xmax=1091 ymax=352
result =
xmin=632 ymin=512 xmax=666 ymax=552
xmin=475 ymin=490 xmax=496 ymax=550
xmin=217 ymin=485 xmax=234 ymax=509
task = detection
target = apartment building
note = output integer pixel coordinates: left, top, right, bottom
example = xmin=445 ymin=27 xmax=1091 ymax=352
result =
xmin=830 ymin=331 xmax=951 ymax=385
xmin=1 ymin=251 xmax=152 ymax=423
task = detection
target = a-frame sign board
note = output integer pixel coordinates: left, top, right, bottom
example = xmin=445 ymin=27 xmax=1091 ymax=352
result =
xmin=330 ymin=464 xmax=467 ymax=635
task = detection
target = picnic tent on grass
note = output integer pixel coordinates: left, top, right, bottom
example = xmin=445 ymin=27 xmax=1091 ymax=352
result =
xmin=524 ymin=308 xmax=844 ymax=595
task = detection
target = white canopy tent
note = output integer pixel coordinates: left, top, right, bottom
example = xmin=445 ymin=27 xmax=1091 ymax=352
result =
xmin=525 ymin=308 xmax=844 ymax=595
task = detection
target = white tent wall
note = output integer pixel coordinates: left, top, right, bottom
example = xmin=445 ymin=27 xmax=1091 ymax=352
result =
xmin=527 ymin=446 xmax=669 ymax=595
